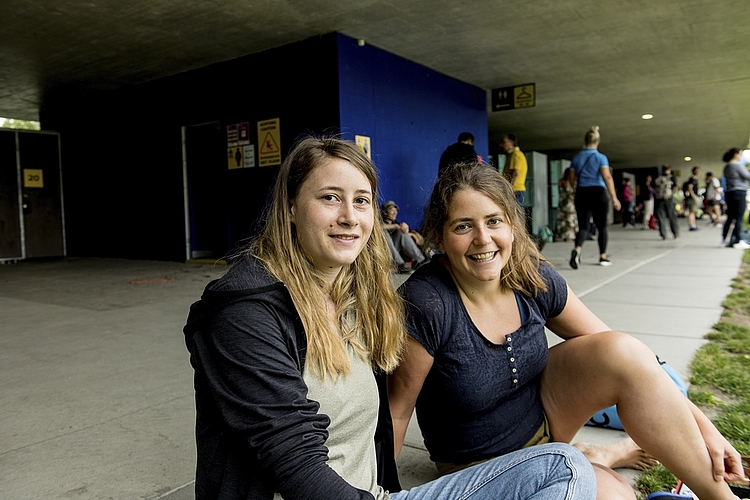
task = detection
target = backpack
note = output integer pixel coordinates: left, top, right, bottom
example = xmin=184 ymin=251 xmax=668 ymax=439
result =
xmin=654 ymin=175 xmax=672 ymax=200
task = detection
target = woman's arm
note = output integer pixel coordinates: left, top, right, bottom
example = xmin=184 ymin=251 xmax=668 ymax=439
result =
xmin=736 ymin=163 xmax=750 ymax=182
xmin=545 ymin=285 xmax=611 ymax=340
xmin=600 ymin=166 xmax=622 ymax=211
xmin=687 ymin=399 xmax=746 ymax=483
xmin=388 ymin=337 xmax=434 ymax=458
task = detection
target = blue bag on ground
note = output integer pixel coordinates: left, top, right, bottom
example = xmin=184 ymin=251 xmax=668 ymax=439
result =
xmin=586 ymin=357 xmax=688 ymax=431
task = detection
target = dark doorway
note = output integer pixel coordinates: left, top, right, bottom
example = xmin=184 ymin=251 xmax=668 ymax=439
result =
xmin=184 ymin=122 xmax=229 ymax=260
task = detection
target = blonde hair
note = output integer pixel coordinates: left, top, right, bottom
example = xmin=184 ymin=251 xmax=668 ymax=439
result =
xmin=422 ymin=162 xmax=547 ymax=296
xmin=249 ymin=136 xmax=404 ymax=379
xmin=584 ymin=126 xmax=600 ymax=146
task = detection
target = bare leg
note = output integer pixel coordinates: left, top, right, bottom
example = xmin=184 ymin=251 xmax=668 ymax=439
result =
xmin=593 ymin=463 xmax=636 ymax=500
xmin=541 ymin=332 xmax=737 ymax=500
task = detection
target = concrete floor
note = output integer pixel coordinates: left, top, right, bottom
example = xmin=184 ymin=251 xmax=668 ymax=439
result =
xmin=0 ymin=216 xmax=741 ymax=499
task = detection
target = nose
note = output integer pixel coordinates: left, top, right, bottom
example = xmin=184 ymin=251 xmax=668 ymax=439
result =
xmin=338 ymin=202 xmax=359 ymax=227
xmin=473 ymin=225 xmax=491 ymax=246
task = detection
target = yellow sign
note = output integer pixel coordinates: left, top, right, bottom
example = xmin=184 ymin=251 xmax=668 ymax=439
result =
xmin=491 ymin=83 xmax=536 ymax=111
xmin=355 ymin=135 xmax=371 ymax=159
xmin=227 ymin=147 xmax=243 ymax=169
xmin=23 ymin=169 xmax=44 ymax=188
xmin=514 ymin=84 xmax=535 ymax=109
xmin=257 ymin=118 xmax=281 ymax=167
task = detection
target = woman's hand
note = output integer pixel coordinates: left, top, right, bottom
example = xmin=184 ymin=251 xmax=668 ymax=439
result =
xmin=691 ymin=401 xmax=746 ymax=483
xmin=703 ymin=427 xmax=745 ymax=483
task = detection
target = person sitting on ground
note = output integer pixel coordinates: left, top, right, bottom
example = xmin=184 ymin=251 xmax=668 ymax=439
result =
xmin=389 ymin=162 xmax=746 ymax=500
xmin=381 ymin=200 xmax=427 ymax=273
xmin=183 ymin=137 xmax=597 ymax=500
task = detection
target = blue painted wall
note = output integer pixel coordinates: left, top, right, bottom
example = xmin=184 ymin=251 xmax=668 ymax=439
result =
xmin=337 ymin=33 xmax=487 ymax=229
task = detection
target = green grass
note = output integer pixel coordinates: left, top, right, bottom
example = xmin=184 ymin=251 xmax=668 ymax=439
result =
xmin=636 ymin=254 xmax=750 ymax=497
xmin=636 ymin=464 xmax=679 ymax=497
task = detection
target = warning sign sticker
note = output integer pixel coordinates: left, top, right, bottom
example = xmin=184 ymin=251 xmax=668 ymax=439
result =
xmin=257 ymin=118 xmax=281 ymax=167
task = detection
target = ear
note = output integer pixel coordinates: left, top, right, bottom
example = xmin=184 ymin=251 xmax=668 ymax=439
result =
xmin=289 ymin=202 xmax=296 ymax=224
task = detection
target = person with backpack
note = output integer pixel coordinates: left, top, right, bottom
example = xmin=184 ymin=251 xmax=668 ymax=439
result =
xmin=654 ymin=164 xmax=680 ymax=240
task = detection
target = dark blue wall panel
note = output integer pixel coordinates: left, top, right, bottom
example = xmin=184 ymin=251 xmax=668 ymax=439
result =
xmin=337 ymin=33 xmax=487 ymax=228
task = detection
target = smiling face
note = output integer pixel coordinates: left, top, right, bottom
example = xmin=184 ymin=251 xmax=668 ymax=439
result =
xmin=385 ymin=205 xmax=398 ymax=221
xmin=290 ymin=158 xmax=374 ymax=283
xmin=440 ymin=188 xmax=514 ymax=286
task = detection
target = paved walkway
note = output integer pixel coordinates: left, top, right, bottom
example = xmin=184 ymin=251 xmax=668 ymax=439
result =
xmin=0 ymin=217 xmax=741 ymax=499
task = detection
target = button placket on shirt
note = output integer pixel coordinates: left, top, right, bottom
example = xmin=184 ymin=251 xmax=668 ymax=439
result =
xmin=506 ymin=335 xmax=519 ymax=387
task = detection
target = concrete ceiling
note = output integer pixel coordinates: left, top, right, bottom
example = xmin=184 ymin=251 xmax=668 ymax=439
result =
xmin=2 ymin=0 xmax=749 ymax=171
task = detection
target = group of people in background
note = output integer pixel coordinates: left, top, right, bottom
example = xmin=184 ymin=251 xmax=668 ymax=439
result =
xmin=555 ymin=127 xmax=750 ymax=265
xmin=386 ymin=128 xmax=750 ymax=276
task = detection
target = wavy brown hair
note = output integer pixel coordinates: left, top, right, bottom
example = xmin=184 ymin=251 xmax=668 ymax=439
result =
xmin=249 ymin=136 xmax=405 ymax=379
xmin=423 ymin=162 xmax=547 ymax=296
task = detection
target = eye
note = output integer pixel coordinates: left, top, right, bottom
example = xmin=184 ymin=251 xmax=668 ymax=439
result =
xmin=488 ymin=218 xmax=502 ymax=226
xmin=355 ymin=196 xmax=371 ymax=206
xmin=322 ymin=194 xmax=339 ymax=202
xmin=454 ymin=223 xmax=470 ymax=232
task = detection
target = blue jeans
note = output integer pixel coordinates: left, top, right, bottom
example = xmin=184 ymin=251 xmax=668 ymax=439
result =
xmin=514 ymin=191 xmax=526 ymax=206
xmin=389 ymin=443 xmax=595 ymax=500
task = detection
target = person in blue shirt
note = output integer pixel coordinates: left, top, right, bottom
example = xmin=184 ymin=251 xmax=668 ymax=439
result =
xmin=569 ymin=126 xmax=620 ymax=268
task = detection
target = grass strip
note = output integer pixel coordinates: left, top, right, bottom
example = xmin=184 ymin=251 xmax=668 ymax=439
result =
xmin=635 ymin=251 xmax=750 ymax=498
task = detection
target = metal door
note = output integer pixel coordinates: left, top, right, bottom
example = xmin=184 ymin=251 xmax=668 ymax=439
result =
xmin=182 ymin=122 xmax=230 ymax=260
xmin=18 ymin=131 xmax=65 ymax=259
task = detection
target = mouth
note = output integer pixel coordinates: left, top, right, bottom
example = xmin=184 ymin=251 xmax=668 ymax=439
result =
xmin=468 ymin=251 xmax=497 ymax=262
xmin=331 ymin=234 xmax=359 ymax=241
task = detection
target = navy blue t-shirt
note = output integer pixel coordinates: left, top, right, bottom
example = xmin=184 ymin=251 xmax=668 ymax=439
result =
xmin=400 ymin=258 xmax=568 ymax=464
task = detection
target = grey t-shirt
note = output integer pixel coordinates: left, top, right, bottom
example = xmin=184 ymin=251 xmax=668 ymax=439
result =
xmin=275 ymin=347 xmax=388 ymax=500
xmin=724 ymin=161 xmax=750 ymax=192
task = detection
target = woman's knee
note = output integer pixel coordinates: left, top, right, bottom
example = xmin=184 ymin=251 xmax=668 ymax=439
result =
xmin=551 ymin=332 xmax=660 ymax=383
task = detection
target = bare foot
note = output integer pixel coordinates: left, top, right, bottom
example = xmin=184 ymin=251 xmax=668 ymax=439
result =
xmin=574 ymin=438 xmax=658 ymax=470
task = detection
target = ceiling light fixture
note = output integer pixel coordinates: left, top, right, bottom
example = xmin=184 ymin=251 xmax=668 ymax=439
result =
xmin=641 ymin=114 xmax=653 ymax=120
xmin=684 ymin=156 xmax=692 ymax=161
